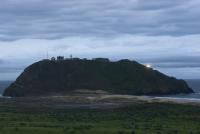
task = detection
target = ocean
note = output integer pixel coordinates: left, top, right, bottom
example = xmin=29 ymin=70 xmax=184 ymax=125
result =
xmin=0 ymin=81 xmax=13 ymax=96
xmin=159 ymin=79 xmax=200 ymax=99
xmin=0 ymin=80 xmax=200 ymax=99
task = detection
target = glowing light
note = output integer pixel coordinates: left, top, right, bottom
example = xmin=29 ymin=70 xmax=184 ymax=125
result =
xmin=145 ymin=64 xmax=152 ymax=68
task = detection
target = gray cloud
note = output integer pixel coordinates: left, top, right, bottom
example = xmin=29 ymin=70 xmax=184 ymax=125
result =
xmin=0 ymin=0 xmax=199 ymax=40
xmin=0 ymin=0 xmax=200 ymax=79
xmin=139 ymin=56 xmax=200 ymax=68
xmin=155 ymin=63 xmax=200 ymax=68
xmin=140 ymin=56 xmax=200 ymax=63
xmin=0 ymin=67 xmax=22 ymax=73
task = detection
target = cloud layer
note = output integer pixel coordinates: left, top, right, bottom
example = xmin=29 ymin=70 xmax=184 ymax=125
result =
xmin=0 ymin=34 xmax=200 ymax=80
xmin=0 ymin=0 xmax=200 ymax=40
xmin=0 ymin=0 xmax=200 ymax=80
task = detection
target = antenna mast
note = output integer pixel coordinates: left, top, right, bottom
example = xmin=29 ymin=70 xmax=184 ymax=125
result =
xmin=46 ymin=49 xmax=49 ymax=59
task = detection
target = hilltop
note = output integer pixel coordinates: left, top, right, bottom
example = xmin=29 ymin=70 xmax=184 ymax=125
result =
xmin=3 ymin=58 xmax=193 ymax=97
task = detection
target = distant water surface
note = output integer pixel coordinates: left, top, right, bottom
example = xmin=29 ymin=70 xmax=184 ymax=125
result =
xmin=155 ymin=79 xmax=200 ymax=99
xmin=186 ymin=79 xmax=200 ymax=92
xmin=0 ymin=81 xmax=13 ymax=96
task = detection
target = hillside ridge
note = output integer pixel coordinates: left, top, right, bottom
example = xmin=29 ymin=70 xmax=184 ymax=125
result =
xmin=3 ymin=58 xmax=193 ymax=97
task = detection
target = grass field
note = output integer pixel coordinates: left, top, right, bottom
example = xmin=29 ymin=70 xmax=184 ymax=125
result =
xmin=0 ymin=102 xmax=200 ymax=134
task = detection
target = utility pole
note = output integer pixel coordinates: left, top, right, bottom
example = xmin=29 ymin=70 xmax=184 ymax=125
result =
xmin=46 ymin=49 xmax=49 ymax=59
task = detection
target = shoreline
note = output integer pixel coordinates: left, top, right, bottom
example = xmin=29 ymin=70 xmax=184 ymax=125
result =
xmin=1 ymin=93 xmax=200 ymax=108
xmin=86 ymin=94 xmax=200 ymax=105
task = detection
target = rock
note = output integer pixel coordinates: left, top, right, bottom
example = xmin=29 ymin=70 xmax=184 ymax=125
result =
xmin=3 ymin=59 xmax=193 ymax=97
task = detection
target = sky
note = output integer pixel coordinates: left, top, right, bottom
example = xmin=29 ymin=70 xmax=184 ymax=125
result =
xmin=0 ymin=0 xmax=200 ymax=80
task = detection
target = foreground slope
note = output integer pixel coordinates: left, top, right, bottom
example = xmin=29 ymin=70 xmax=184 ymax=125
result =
xmin=3 ymin=58 xmax=193 ymax=97
xmin=0 ymin=96 xmax=200 ymax=134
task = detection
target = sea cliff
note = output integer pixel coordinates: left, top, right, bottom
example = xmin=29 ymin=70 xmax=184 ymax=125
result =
xmin=3 ymin=58 xmax=193 ymax=97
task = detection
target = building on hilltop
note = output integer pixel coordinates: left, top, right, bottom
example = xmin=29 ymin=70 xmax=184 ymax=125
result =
xmin=92 ymin=58 xmax=110 ymax=62
xmin=57 ymin=56 xmax=64 ymax=60
xmin=51 ymin=57 xmax=56 ymax=61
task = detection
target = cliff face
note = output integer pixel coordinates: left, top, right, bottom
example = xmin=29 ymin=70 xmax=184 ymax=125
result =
xmin=3 ymin=59 xmax=193 ymax=97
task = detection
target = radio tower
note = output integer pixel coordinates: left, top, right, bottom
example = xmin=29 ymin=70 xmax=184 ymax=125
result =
xmin=46 ymin=49 xmax=49 ymax=59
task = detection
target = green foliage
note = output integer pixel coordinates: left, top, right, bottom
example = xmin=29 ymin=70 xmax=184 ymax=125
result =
xmin=0 ymin=103 xmax=200 ymax=134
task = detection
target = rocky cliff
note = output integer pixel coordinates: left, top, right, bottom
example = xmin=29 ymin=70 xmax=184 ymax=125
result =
xmin=3 ymin=58 xmax=193 ymax=97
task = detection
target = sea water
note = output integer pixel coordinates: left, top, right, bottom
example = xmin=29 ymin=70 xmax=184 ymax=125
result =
xmin=0 ymin=81 xmax=13 ymax=96
xmin=159 ymin=79 xmax=200 ymax=99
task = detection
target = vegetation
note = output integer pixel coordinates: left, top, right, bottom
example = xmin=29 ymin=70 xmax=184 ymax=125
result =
xmin=0 ymin=103 xmax=200 ymax=134
xmin=3 ymin=59 xmax=192 ymax=97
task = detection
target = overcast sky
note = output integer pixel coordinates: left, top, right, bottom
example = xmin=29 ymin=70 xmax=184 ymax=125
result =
xmin=0 ymin=0 xmax=200 ymax=80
